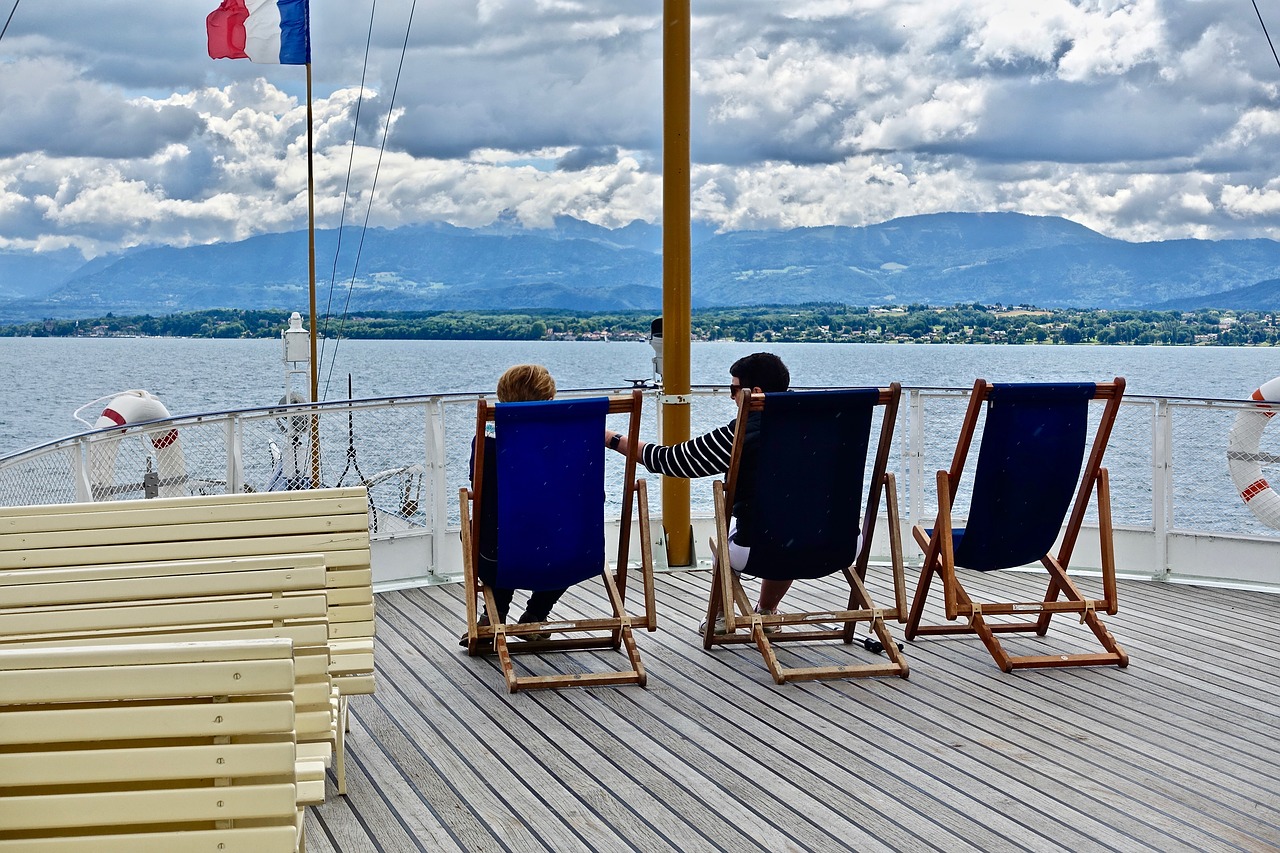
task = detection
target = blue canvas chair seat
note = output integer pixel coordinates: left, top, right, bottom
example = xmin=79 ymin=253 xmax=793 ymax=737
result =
xmin=460 ymin=391 xmax=656 ymax=692
xmin=741 ymin=390 xmax=875 ymax=580
xmin=906 ymin=379 xmax=1128 ymax=672
xmin=706 ymin=386 xmax=910 ymax=684
xmin=494 ymin=398 xmax=608 ymax=591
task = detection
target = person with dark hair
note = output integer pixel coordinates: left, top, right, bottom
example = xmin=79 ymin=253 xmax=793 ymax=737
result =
xmin=604 ymin=352 xmax=792 ymax=632
xmin=461 ymin=364 xmax=565 ymax=646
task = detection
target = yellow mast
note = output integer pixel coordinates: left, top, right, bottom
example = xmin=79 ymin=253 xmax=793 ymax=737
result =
xmin=662 ymin=0 xmax=693 ymax=566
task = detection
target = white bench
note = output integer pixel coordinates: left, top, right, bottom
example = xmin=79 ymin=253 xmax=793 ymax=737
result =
xmin=0 ymin=553 xmax=336 ymax=804
xmin=0 ymin=638 xmax=306 ymax=852
xmin=0 ymin=486 xmax=375 ymax=794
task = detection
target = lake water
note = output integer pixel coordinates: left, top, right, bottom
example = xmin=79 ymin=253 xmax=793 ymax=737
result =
xmin=3 ymin=336 xmax=1280 ymax=453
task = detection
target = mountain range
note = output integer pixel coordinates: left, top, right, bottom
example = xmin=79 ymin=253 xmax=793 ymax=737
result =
xmin=3 ymin=211 xmax=1280 ymax=322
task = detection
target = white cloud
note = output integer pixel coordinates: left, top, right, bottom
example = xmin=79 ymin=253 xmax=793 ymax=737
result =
xmin=4 ymin=0 xmax=1280 ymax=258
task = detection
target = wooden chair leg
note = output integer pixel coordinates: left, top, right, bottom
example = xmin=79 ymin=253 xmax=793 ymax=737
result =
xmin=905 ymin=541 xmax=939 ymax=640
xmin=703 ymin=562 xmax=723 ymax=650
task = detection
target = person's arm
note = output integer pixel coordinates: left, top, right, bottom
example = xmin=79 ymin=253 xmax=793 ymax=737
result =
xmin=606 ymin=422 xmax=736 ymax=478
xmin=603 ymin=428 xmax=642 ymax=460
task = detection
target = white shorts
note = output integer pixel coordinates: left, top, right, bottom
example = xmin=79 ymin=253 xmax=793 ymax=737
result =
xmin=727 ymin=518 xmax=750 ymax=573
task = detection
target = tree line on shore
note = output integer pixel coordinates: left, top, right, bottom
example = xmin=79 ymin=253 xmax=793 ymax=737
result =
xmin=2 ymin=303 xmax=1277 ymax=346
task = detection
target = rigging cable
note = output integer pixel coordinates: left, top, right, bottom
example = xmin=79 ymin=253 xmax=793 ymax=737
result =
xmin=321 ymin=0 xmax=419 ymax=402
xmin=1254 ymin=0 xmax=1280 ymax=73
xmin=317 ymin=0 xmax=379 ymax=399
xmin=0 ymin=0 xmax=22 ymax=44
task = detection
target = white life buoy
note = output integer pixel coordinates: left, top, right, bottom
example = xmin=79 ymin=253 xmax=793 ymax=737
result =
xmin=88 ymin=390 xmax=186 ymax=500
xmin=1227 ymin=376 xmax=1280 ymax=530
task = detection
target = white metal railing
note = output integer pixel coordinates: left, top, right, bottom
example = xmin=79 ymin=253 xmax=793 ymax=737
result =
xmin=1 ymin=386 xmax=1277 ymax=590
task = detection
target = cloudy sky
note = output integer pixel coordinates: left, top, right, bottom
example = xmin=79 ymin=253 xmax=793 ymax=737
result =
xmin=4 ymin=0 xmax=1280 ymax=259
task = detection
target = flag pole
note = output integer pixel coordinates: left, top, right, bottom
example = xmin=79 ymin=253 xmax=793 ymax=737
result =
xmin=305 ymin=61 xmax=321 ymax=488
xmin=305 ymin=62 xmax=318 ymax=405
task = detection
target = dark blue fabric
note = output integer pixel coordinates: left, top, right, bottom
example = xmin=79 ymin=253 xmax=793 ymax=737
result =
xmin=743 ymin=389 xmax=879 ymax=580
xmin=277 ymin=0 xmax=311 ymax=64
xmin=493 ymin=397 xmax=609 ymax=591
xmin=953 ymin=383 xmax=1095 ymax=571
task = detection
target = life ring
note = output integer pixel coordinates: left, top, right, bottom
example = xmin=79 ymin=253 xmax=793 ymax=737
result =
xmin=88 ymin=390 xmax=186 ymax=500
xmin=267 ymin=391 xmax=313 ymax=491
xmin=1227 ymin=376 xmax=1280 ymax=530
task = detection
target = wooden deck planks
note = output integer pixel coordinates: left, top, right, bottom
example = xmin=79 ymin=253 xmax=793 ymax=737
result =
xmin=306 ymin=569 xmax=1280 ymax=852
xmin=380 ymin=589 xmax=762 ymax=853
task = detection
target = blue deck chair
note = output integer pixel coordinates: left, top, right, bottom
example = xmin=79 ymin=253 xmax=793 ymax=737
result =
xmin=706 ymin=385 xmax=910 ymax=684
xmin=459 ymin=391 xmax=656 ymax=692
xmin=906 ymin=378 xmax=1128 ymax=672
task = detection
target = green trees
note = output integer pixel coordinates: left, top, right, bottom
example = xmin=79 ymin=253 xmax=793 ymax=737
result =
xmin=2 ymin=304 xmax=1279 ymax=346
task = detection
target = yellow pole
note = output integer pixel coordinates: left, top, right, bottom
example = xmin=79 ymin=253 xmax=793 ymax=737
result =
xmin=662 ymin=0 xmax=692 ymax=566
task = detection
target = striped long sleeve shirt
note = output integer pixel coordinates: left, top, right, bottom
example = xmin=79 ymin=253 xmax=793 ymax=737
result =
xmin=639 ymin=414 xmax=766 ymax=544
xmin=639 ymin=420 xmax=737 ymax=479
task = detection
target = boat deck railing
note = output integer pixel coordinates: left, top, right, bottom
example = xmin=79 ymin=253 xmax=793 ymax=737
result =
xmin=1 ymin=385 xmax=1277 ymax=591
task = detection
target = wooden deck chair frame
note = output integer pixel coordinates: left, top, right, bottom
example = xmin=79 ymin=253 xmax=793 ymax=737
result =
xmin=459 ymin=390 xmax=656 ymax=692
xmin=905 ymin=377 xmax=1129 ymax=672
xmin=705 ymin=384 xmax=909 ymax=684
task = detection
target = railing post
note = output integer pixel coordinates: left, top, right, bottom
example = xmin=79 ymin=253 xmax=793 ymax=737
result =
xmin=1151 ymin=399 xmax=1171 ymax=580
xmin=907 ymin=389 xmax=926 ymax=525
xmin=72 ymin=439 xmax=92 ymax=502
xmin=227 ymin=415 xmax=243 ymax=494
xmin=424 ymin=397 xmax=450 ymax=580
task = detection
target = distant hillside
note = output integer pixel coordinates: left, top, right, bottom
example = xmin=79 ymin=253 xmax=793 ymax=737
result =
xmin=1157 ymin=278 xmax=1280 ymax=311
xmin=0 ymin=248 xmax=88 ymax=301
xmin=3 ymin=212 xmax=1280 ymax=322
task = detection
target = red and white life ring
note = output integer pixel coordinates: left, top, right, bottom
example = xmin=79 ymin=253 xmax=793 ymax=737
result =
xmin=88 ymin=390 xmax=186 ymax=499
xmin=1227 ymin=376 xmax=1280 ymax=530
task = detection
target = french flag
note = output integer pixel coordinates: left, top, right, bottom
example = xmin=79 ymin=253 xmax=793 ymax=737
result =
xmin=208 ymin=0 xmax=310 ymax=65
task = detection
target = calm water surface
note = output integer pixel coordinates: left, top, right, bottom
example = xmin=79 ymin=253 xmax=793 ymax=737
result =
xmin=2 ymin=337 xmax=1279 ymax=452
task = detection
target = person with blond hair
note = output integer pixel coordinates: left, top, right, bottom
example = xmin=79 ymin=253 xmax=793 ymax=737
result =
xmin=461 ymin=364 xmax=566 ymax=645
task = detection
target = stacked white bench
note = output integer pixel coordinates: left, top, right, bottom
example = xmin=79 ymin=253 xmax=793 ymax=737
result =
xmin=0 ymin=486 xmax=375 ymax=796
xmin=0 ymin=637 xmax=307 ymax=852
xmin=0 ymin=553 xmax=335 ymax=804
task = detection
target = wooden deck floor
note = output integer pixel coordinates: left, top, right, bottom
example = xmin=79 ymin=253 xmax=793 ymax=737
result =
xmin=304 ymin=569 xmax=1280 ymax=853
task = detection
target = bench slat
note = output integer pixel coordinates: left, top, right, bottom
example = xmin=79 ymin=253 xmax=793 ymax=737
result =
xmin=0 ymin=638 xmax=298 ymax=669
xmin=0 ymin=783 xmax=299 ymax=831
xmin=0 ymin=554 xmax=327 ymax=587
xmin=0 ymin=699 xmax=296 ymax=745
xmin=331 ymin=674 xmax=375 ymax=694
xmin=0 ymin=488 xmax=368 ymax=532
xmin=1 ymin=623 xmax=331 ymax=650
xmin=0 ymin=658 xmax=296 ymax=703
xmin=0 ymin=741 xmax=297 ymax=787
xmin=0 ymin=594 xmax=328 ymax=636
xmin=0 ymin=825 xmax=300 ymax=853
xmin=0 ymin=514 xmax=367 ymax=552
xmin=0 ymin=564 xmax=327 ymax=607
xmin=0 ymin=532 xmax=370 ymax=570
